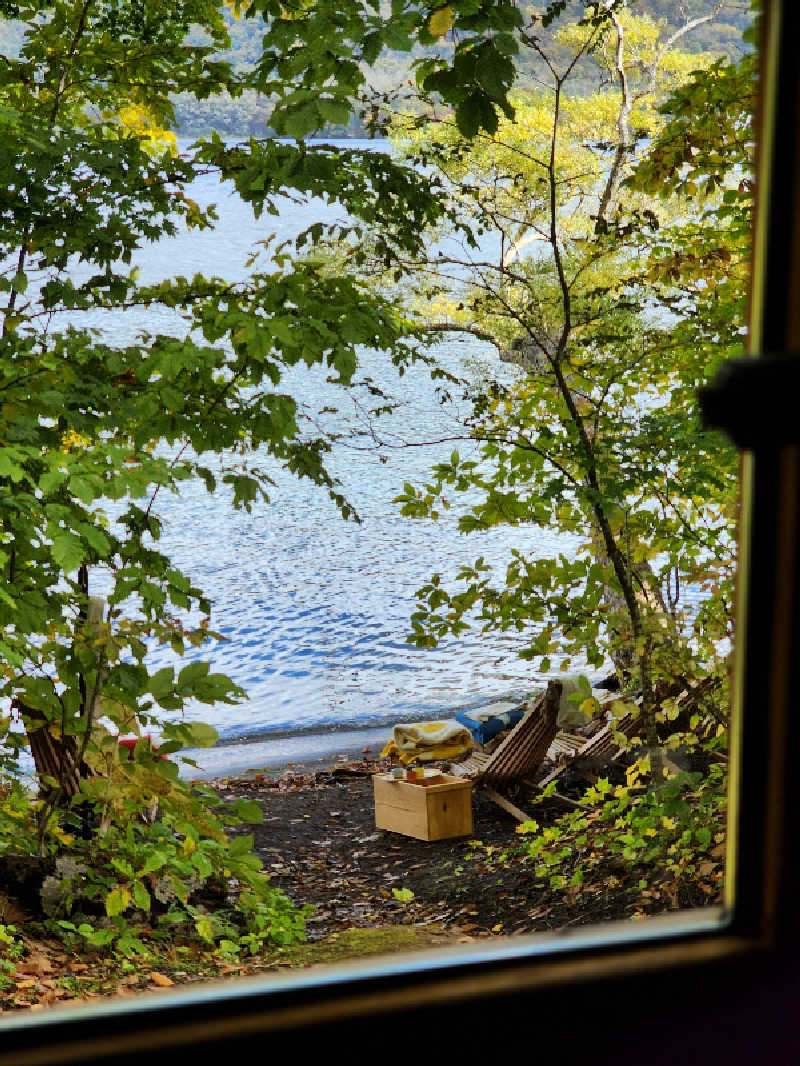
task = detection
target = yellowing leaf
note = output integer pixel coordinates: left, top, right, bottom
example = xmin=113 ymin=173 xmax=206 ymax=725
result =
xmin=516 ymin=819 xmax=538 ymax=834
xmin=610 ymin=700 xmax=635 ymax=719
xmin=195 ymin=915 xmax=215 ymax=943
xmin=60 ymin=429 xmax=90 ymax=452
xmin=428 ymin=5 xmax=454 ymax=37
xmin=626 ymin=761 xmax=643 ymax=787
xmin=116 ymin=104 xmax=178 ymax=158
xmin=105 ymin=885 xmax=131 ymax=917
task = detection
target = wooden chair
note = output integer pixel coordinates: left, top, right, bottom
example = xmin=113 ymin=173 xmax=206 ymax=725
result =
xmin=535 ymin=707 xmax=642 ymax=796
xmin=449 ymin=680 xmax=561 ymax=822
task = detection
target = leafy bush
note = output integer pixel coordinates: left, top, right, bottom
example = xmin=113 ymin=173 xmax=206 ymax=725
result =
xmin=0 ymin=740 xmax=309 ymax=958
xmin=516 ymin=697 xmax=728 ymax=909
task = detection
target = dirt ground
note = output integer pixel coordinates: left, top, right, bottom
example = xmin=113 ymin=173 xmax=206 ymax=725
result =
xmin=216 ymin=755 xmax=663 ymax=941
xmin=0 ymin=751 xmax=722 ymax=1012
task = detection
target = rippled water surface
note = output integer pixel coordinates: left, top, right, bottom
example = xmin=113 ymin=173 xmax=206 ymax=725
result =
xmin=80 ymin=141 xmax=592 ymax=747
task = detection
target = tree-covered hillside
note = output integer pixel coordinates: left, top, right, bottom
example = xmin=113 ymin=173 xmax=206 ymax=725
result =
xmin=0 ymin=3 xmax=751 ymax=137
xmin=0 ymin=0 xmax=736 ymax=137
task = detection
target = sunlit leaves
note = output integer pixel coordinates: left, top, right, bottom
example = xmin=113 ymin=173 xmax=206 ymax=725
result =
xmin=428 ymin=5 xmax=454 ymax=38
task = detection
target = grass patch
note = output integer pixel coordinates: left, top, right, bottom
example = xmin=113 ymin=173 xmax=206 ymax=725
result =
xmin=267 ymin=926 xmax=452 ymax=968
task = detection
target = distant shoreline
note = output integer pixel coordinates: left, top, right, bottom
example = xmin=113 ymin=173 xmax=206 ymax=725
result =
xmin=173 ymin=128 xmax=372 ymax=141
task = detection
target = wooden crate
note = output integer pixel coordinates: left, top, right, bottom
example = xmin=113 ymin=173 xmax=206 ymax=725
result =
xmin=373 ymin=772 xmax=473 ymax=841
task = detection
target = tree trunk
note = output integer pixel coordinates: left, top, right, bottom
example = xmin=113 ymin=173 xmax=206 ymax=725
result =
xmin=17 ymin=593 xmax=105 ymax=809
xmin=16 ymin=700 xmax=96 ymax=804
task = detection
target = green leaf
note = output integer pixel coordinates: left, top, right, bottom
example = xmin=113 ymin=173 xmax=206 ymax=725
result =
xmin=179 ymin=721 xmax=219 ymax=748
xmin=317 ymin=97 xmax=351 ymax=126
xmin=195 ymin=915 xmax=215 ymax=943
xmin=282 ymin=100 xmax=321 ymax=138
xmin=149 ymin=668 xmax=175 ymax=699
xmin=132 ymin=881 xmax=151 ymax=912
xmin=696 ymin=826 xmax=712 ymax=849
xmin=139 ymin=849 xmax=170 ymax=876
xmin=38 ymin=469 xmax=68 ymax=492
xmin=86 ymin=928 xmax=117 ymax=948
xmin=79 ymin=523 xmax=111 ymax=555
xmin=190 ymin=851 xmax=213 ymax=879
xmin=229 ymin=834 xmax=254 ymax=858
xmin=177 ymin=661 xmax=210 ymax=688
xmin=50 ymin=532 xmax=86 ymax=572
xmin=231 ymin=798 xmax=262 ymax=823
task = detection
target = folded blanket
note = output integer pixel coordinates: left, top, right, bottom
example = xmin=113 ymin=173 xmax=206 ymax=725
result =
xmin=380 ymin=720 xmax=473 ymax=764
xmin=455 ymin=704 xmax=525 ymax=746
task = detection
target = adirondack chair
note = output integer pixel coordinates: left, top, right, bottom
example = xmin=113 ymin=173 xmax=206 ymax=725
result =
xmin=535 ymin=706 xmax=642 ymax=798
xmin=449 ymin=680 xmax=561 ymax=822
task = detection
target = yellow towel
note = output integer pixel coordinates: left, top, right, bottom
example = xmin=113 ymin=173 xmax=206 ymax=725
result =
xmin=380 ymin=721 xmax=473 ymax=764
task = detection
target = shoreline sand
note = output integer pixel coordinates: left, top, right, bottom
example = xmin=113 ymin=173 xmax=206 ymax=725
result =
xmin=178 ymin=723 xmax=398 ymax=779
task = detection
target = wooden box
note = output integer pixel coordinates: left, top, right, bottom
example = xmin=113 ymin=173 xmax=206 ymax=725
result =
xmin=373 ymin=772 xmax=473 ymax=841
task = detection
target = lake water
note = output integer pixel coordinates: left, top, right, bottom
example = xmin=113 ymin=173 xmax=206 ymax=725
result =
xmin=59 ymin=140 xmax=595 ymax=773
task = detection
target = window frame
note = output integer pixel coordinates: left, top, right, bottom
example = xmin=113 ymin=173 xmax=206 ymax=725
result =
xmin=2 ymin=2 xmax=799 ymax=1061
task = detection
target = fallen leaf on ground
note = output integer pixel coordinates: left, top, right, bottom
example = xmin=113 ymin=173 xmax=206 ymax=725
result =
xmin=697 ymin=861 xmax=719 ymax=878
xmin=149 ymin=972 xmax=174 ymax=988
